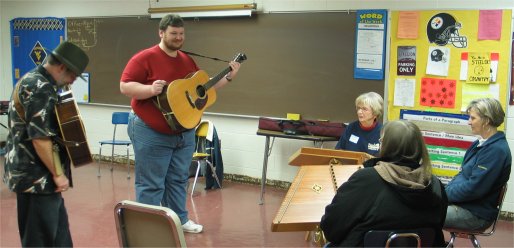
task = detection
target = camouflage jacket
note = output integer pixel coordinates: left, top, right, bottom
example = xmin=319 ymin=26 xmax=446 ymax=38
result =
xmin=4 ymin=65 xmax=69 ymax=194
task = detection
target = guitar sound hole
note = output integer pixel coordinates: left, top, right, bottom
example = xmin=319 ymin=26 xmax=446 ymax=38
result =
xmin=196 ymin=85 xmax=206 ymax=98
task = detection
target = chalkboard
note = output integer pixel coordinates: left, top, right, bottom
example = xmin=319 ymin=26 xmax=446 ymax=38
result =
xmin=67 ymin=13 xmax=384 ymax=122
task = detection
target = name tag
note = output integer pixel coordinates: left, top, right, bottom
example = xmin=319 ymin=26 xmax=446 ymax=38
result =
xmin=349 ymin=134 xmax=359 ymax=144
xmin=368 ymin=143 xmax=380 ymax=151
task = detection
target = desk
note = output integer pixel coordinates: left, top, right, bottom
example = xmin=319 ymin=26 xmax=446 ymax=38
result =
xmin=256 ymin=129 xmax=338 ymax=204
xmin=271 ymin=165 xmax=360 ymax=232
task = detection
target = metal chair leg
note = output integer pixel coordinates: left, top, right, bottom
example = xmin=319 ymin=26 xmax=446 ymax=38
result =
xmin=446 ymin=233 xmax=456 ymax=248
xmin=206 ymin=160 xmax=222 ymax=189
xmin=447 ymin=232 xmax=481 ymax=248
xmin=110 ymin=145 xmax=115 ymax=172
xmin=470 ymin=235 xmax=480 ymax=248
xmin=191 ymin=160 xmax=201 ymax=197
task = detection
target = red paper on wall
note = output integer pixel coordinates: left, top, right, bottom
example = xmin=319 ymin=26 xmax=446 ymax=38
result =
xmin=420 ymin=77 xmax=456 ymax=108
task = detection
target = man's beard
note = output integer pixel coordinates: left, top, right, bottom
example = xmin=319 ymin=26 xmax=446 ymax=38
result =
xmin=163 ymin=39 xmax=183 ymax=51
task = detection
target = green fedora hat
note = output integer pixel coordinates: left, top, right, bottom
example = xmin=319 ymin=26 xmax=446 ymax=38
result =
xmin=51 ymin=41 xmax=89 ymax=80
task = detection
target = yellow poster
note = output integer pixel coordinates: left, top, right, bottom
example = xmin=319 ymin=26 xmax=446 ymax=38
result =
xmin=388 ymin=10 xmax=511 ymax=122
xmin=467 ymin=52 xmax=491 ymax=84
xmin=461 ymin=83 xmax=499 ymax=111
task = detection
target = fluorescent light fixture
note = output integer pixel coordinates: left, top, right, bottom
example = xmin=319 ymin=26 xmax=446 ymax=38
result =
xmin=150 ymin=10 xmax=252 ymax=18
xmin=149 ymin=3 xmax=256 ymax=18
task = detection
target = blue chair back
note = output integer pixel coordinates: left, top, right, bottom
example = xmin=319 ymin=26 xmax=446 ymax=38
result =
xmin=112 ymin=112 xmax=129 ymax=125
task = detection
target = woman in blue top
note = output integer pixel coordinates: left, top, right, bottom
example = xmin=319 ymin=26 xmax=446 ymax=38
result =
xmin=335 ymin=92 xmax=383 ymax=156
xmin=444 ymin=98 xmax=511 ymax=231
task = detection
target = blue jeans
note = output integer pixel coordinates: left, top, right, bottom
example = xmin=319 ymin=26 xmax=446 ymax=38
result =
xmin=128 ymin=112 xmax=195 ymax=224
xmin=444 ymin=204 xmax=493 ymax=231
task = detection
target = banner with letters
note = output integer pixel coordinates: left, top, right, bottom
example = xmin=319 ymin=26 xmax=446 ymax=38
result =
xmin=400 ymin=109 xmax=476 ymax=184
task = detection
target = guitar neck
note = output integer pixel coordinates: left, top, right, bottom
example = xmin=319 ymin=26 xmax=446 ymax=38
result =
xmin=203 ymin=67 xmax=232 ymax=91
xmin=198 ymin=52 xmax=246 ymax=91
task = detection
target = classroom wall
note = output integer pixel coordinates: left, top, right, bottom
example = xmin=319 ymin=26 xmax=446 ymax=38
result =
xmin=1 ymin=0 xmax=514 ymax=211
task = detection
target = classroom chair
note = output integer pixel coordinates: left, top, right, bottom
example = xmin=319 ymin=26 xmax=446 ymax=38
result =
xmin=363 ymin=228 xmax=435 ymax=248
xmin=445 ymin=184 xmax=508 ymax=248
xmin=98 ymin=112 xmax=131 ymax=179
xmin=114 ymin=200 xmax=187 ymax=247
xmin=189 ymin=121 xmax=222 ymax=196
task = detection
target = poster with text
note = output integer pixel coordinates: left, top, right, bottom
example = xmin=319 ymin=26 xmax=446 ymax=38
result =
xmin=354 ymin=9 xmax=387 ymax=80
xmin=397 ymin=46 xmax=416 ymax=76
xmin=467 ymin=52 xmax=491 ymax=84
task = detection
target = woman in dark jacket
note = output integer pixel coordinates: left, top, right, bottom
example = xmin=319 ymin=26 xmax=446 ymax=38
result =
xmin=445 ymin=98 xmax=511 ymax=231
xmin=320 ymin=120 xmax=448 ymax=247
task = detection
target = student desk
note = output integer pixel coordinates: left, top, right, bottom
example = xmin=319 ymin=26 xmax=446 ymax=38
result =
xmin=256 ymin=129 xmax=338 ymax=204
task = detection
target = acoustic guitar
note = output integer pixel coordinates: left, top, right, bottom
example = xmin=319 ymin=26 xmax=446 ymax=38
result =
xmin=155 ymin=53 xmax=247 ymax=129
xmin=55 ymin=89 xmax=93 ymax=167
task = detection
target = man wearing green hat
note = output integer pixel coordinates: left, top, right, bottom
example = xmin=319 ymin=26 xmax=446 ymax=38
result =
xmin=4 ymin=41 xmax=89 ymax=247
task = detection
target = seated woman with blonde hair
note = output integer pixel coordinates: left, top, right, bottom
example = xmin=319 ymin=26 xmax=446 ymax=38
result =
xmin=335 ymin=92 xmax=383 ymax=156
xmin=321 ymin=120 xmax=448 ymax=247
xmin=445 ymin=98 xmax=511 ymax=231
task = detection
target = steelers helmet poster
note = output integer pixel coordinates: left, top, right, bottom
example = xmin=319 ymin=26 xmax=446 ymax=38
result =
xmin=426 ymin=46 xmax=450 ymax=76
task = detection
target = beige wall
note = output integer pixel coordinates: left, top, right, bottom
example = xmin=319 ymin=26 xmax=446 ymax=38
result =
xmin=1 ymin=0 xmax=513 ymax=211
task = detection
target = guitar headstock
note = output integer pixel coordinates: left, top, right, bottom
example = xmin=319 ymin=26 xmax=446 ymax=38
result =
xmin=233 ymin=53 xmax=247 ymax=63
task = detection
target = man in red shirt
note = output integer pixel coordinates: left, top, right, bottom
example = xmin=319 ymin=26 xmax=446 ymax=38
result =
xmin=120 ymin=14 xmax=241 ymax=233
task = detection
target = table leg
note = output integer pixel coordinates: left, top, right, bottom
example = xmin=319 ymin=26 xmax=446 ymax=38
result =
xmin=259 ymin=136 xmax=271 ymax=205
xmin=314 ymin=141 xmax=325 ymax=148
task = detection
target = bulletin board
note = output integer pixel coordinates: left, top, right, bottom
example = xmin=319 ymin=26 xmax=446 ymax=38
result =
xmin=388 ymin=10 xmax=512 ymax=183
